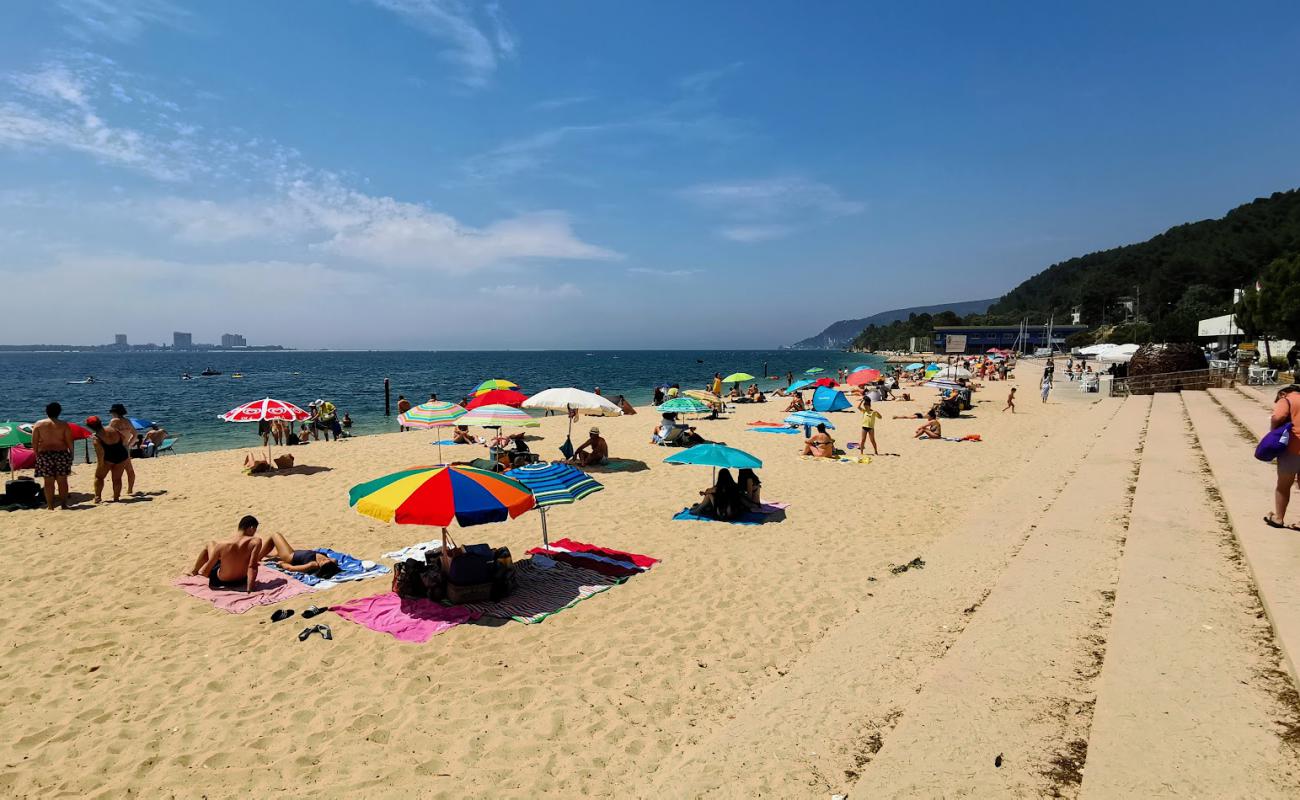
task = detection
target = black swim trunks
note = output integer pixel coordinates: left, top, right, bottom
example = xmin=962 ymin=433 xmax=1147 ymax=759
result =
xmin=208 ymin=561 xmax=247 ymax=590
xmin=34 ymin=450 xmax=73 ymax=478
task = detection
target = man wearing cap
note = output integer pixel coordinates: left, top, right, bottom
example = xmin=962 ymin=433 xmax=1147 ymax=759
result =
xmin=570 ymin=426 xmax=609 ymax=467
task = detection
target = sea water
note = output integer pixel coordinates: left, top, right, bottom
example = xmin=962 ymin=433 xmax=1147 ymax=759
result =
xmin=0 ymin=350 xmax=880 ymax=454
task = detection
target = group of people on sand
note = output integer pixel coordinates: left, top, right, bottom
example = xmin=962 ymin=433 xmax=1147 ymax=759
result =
xmin=30 ymin=401 xmax=148 ymax=508
xmin=188 ymin=515 xmax=342 ymax=592
xmin=689 ymin=467 xmax=762 ymax=521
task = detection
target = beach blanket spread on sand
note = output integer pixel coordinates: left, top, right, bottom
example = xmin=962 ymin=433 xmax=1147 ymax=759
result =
xmin=265 ymin=548 xmax=389 ymax=588
xmin=173 ymin=566 xmax=313 ymax=614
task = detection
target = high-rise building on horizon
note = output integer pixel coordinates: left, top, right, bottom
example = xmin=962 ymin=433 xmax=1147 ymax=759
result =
xmin=114 ymin=334 xmax=128 ymax=347
xmin=173 ymin=331 xmax=192 ymax=349
xmin=220 ymin=333 xmax=247 ymax=348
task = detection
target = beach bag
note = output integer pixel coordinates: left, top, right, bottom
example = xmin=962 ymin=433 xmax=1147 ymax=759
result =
xmin=274 ymin=454 xmax=295 ymax=470
xmin=1256 ymin=423 xmax=1293 ymax=461
xmin=4 ymin=477 xmax=40 ymax=508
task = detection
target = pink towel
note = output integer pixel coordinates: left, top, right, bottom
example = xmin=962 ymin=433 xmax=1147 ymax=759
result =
xmin=547 ymin=538 xmax=661 ymax=570
xmin=173 ymin=566 xmax=312 ymax=614
xmin=331 ymin=592 xmax=482 ymax=643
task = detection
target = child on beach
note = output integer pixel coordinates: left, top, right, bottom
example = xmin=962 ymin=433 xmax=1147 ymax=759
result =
xmin=858 ymin=396 xmax=882 ymax=455
xmin=1003 ymin=387 xmax=1016 ymax=413
xmin=1040 ymin=376 xmax=1052 ymax=403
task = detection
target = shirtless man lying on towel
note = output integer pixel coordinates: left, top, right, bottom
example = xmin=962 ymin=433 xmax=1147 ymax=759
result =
xmin=188 ymin=515 xmax=265 ymax=591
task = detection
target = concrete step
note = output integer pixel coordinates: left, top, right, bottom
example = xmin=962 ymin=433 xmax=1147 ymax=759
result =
xmin=645 ymin=397 xmax=1125 ymax=797
xmin=1080 ymin=392 xmax=1300 ymax=797
xmin=1208 ymin=387 xmax=1272 ymax=438
xmin=1183 ymin=390 xmax=1300 ymax=683
xmin=850 ymin=396 xmax=1151 ymax=798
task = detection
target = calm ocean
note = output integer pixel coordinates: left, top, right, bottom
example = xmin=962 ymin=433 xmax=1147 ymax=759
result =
xmin=0 ymin=350 xmax=878 ymax=454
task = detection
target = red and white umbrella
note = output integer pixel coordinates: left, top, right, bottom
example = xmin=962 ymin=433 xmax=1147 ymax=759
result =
xmin=220 ymin=398 xmax=310 ymax=462
xmin=220 ymin=398 xmax=311 ymax=423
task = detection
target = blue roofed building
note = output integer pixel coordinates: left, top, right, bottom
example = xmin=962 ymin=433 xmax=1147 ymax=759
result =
xmin=933 ymin=325 xmax=1088 ymax=354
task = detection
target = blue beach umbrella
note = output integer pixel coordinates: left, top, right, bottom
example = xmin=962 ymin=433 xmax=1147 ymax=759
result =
xmin=664 ymin=443 xmax=762 ymax=470
xmin=786 ymin=379 xmax=816 ymax=392
xmin=785 ymin=410 xmax=834 ymax=435
xmin=504 ymin=462 xmax=604 ymax=552
xmin=128 ymin=417 xmax=156 ymax=430
xmin=903 ymin=363 xmax=924 ymax=371
xmin=851 ymin=365 xmax=872 ymax=373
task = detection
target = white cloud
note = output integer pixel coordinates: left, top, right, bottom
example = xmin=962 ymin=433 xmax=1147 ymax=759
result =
xmin=681 ymin=176 xmax=865 ymax=219
xmin=628 ymin=267 xmax=698 ymax=277
xmin=58 ymin=0 xmax=193 ymax=43
xmin=477 ymin=283 xmax=582 ymax=299
xmin=143 ymin=179 xmax=621 ymax=272
xmin=718 ymin=225 xmax=794 ymax=243
xmin=681 ymin=176 xmax=864 ymax=243
xmin=364 ymin=0 xmax=517 ymax=88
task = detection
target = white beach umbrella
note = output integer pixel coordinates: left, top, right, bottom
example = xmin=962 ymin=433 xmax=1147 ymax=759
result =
xmin=522 ymin=387 xmax=622 ymax=438
xmin=1077 ymin=343 xmax=1118 ymax=356
xmin=1097 ymin=344 xmax=1140 ymax=363
xmin=933 ymin=366 xmax=972 ymax=380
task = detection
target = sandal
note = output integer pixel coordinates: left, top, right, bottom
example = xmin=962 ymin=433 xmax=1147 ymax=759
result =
xmin=1265 ymin=514 xmax=1287 ymax=529
xmin=315 ymin=624 xmax=333 ymax=641
xmin=270 ymin=609 xmax=295 ymax=623
xmin=297 ymin=626 xmax=318 ymax=641
xmin=302 ymin=606 xmax=328 ymax=619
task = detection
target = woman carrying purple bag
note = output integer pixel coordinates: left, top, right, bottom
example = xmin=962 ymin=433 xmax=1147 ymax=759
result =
xmin=1265 ymin=384 xmax=1300 ymax=529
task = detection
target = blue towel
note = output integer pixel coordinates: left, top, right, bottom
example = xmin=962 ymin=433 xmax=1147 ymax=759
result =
xmin=266 ymin=548 xmax=390 ymax=587
xmin=672 ymin=508 xmax=778 ymax=525
xmin=749 ymin=427 xmax=800 ymax=434
xmin=432 ymin=440 xmax=469 ymax=446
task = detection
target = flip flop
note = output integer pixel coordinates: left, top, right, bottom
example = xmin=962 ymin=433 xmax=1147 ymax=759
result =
xmin=315 ymin=624 xmax=332 ymax=641
xmin=302 ymin=606 xmax=328 ymax=619
xmin=1265 ymin=514 xmax=1286 ymax=529
xmin=297 ymin=626 xmax=318 ymax=641
xmin=270 ymin=609 xmax=295 ymax=623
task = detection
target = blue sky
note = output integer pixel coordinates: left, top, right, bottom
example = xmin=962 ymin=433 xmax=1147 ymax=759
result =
xmin=2 ymin=1 xmax=1298 ymax=349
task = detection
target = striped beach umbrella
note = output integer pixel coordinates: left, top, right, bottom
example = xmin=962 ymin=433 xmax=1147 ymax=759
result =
xmin=399 ymin=401 xmax=467 ymax=428
xmin=505 ymin=462 xmax=604 ymax=551
xmin=398 ymin=401 xmax=468 ymax=464
xmin=349 ymin=464 xmax=535 ymax=529
xmin=474 ymin=379 xmax=519 ymax=395
xmin=458 ymin=404 xmax=540 ymax=429
xmin=683 ymin=389 xmax=723 ymax=407
xmin=656 ymin=397 xmax=711 ymax=415
xmin=785 ymin=410 xmax=834 ymax=430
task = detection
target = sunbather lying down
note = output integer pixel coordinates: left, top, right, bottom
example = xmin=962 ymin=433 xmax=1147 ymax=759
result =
xmin=188 ymin=515 xmax=341 ymax=592
xmin=260 ymin=531 xmax=341 ymax=579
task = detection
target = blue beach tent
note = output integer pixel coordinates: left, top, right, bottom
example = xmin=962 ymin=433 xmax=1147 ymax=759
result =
xmin=811 ymin=386 xmax=851 ymax=412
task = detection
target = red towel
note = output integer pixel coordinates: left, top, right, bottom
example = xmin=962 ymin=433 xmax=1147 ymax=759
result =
xmin=525 ymin=549 xmax=644 ymax=578
xmin=548 ymin=538 xmax=660 ymax=569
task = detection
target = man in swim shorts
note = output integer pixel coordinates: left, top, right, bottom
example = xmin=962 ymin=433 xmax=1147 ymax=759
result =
xmin=31 ymin=402 xmax=74 ymax=510
xmin=188 ymin=515 xmax=265 ymax=591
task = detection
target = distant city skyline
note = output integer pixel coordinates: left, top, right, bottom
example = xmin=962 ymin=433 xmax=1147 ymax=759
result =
xmin=1 ymin=2 xmax=1298 ymax=348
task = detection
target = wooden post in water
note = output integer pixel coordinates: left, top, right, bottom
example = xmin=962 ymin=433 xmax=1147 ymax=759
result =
xmin=384 ymin=378 xmax=391 ymax=416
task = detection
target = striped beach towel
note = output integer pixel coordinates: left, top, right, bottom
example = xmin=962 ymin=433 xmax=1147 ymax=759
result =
xmin=457 ymin=560 xmax=623 ymax=624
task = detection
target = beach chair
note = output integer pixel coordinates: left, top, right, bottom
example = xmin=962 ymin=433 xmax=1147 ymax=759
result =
xmin=157 ymin=436 xmax=180 ymax=455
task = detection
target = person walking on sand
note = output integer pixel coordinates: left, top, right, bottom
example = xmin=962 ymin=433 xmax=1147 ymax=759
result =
xmin=1003 ymin=386 xmax=1017 ymax=413
xmin=858 ymin=395 xmax=882 ymax=455
xmin=108 ymin=403 xmax=138 ymax=495
xmin=1265 ymin=385 xmax=1300 ymax=530
xmin=1040 ymin=376 xmax=1052 ymax=404
xmin=31 ymin=402 xmax=74 ymax=510
xmin=85 ymin=416 xmax=128 ymax=503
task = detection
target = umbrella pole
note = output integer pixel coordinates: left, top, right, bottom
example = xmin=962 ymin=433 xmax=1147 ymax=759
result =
xmin=540 ymin=507 xmax=550 ymax=552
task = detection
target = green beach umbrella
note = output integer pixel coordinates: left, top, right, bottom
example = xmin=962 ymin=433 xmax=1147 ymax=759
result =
xmin=805 ymin=367 xmax=824 ymax=374
xmin=722 ymin=372 xmax=754 ymax=384
xmin=0 ymin=422 xmax=32 ymax=448
xmin=657 ymin=397 xmax=711 ymax=415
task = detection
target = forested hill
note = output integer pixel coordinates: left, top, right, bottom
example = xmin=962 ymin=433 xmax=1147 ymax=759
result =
xmin=790 ymin=298 xmax=997 ymax=349
xmin=990 ymin=189 xmax=1300 ymax=339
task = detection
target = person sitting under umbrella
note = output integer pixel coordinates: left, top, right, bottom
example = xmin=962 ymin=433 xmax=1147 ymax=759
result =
xmin=801 ymin=423 xmax=835 ymax=458
xmin=689 ymin=469 xmax=747 ymax=521
xmin=570 ymin=427 xmax=609 ymax=467
xmin=451 ymin=425 xmax=479 ymax=445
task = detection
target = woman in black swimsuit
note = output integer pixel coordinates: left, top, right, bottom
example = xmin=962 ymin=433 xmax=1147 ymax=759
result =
xmin=258 ymin=531 xmax=342 ymax=579
xmin=85 ymin=416 xmax=128 ymax=503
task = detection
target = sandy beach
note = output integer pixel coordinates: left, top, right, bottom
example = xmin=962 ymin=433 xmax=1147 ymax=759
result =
xmin=4 ymin=365 xmax=1300 ymax=798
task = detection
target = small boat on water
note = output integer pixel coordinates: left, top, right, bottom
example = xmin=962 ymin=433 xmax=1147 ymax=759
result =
xmin=67 ymin=375 xmax=97 ymax=385
xmin=181 ymin=372 xmax=193 ymax=380
xmin=200 ymin=367 xmax=222 ymax=377
xmin=231 ymin=372 xmax=244 ymax=379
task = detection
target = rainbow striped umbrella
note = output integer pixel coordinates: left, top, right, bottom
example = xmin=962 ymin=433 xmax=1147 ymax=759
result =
xmin=398 ymin=400 xmax=467 ymax=428
xmin=398 ymin=401 xmax=468 ymax=463
xmin=474 ymin=378 xmax=519 ymax=395
xmin=349 ymin=464 xmax=535 ymax=529
xmin=458 ymin=404 xmax=540 ymax=429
